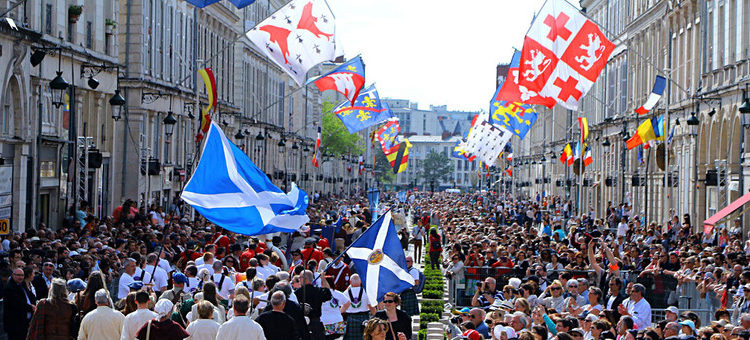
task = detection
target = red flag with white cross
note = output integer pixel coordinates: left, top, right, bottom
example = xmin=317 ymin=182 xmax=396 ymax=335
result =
xmin=517 ymin=0 xmax=615 ymax=110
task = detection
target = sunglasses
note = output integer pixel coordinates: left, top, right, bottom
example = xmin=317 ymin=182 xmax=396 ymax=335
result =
xmin=383 ymin=300 xmax=395 ymax=303
xmin=551 ymin=287 xmax=562 ymax=291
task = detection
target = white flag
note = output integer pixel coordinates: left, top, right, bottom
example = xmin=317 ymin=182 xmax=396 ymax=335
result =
xmin=246 ymin=0 xmax=338 ymax=86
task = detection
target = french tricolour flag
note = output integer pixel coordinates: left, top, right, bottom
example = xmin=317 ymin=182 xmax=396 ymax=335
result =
xmin=635 ymin=76 xmax=667 ymax=114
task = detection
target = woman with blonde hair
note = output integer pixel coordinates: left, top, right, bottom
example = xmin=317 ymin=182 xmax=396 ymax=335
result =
xmin=185 ymin=300 xmax=220 ymax=340
xmin=515 ymin=297 xmax=531 ymax=315
xmin=363 ymin=318 xmax=392 ymax=340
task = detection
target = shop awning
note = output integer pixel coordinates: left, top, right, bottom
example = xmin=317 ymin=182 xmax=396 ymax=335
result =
xmin=703 ymin=191 xmax=750 ymax=234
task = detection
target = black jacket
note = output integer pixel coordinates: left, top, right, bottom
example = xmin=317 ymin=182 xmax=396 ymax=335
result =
xmin=3 ymin=280 xmax=36 ymax=337
xmin=31 ymin=273 xmax=51 ymax=300
xmin=263 ymin=299 xmax=308 ymax=340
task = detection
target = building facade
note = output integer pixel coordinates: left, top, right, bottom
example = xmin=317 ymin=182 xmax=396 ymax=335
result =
xmin=515 ymin=0 xmax=750 ymax=231
xmin=0 ymin=0 xmax=361 ymax=232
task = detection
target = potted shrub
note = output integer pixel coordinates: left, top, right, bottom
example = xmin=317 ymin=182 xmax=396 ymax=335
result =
xmin=105 ymin=18 xmax=116 ymax=34
xmin=69 ymin=5 xmax=83 ymax=23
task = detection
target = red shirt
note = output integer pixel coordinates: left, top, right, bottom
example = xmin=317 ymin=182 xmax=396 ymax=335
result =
xmin=211 ymin=233 xmax=233 ymax=249
xmin=240 ymin=249 xmax=256 ymax=272
xmin=429 ymin=234 xmax=442 ymax=253
xmin=301 ymin=248 xmax=324 ymax=265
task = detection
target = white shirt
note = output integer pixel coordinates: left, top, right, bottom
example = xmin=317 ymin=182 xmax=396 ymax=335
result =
xmin=215 ymin=314 xmax=266 ymax=340
xmin=212 ymin=273 xmax=235 ymax=300
xmin=120 ymin=308 xmax=158 ymax=340
xmin=195 ymin=257 xmax=205 ymax=267
xmin=142 ymin=265 xmax=169 ymax=291
xmin=198 ymin=263 xmax=214 ymax=276
xmin=185 ymin=318 xmax=221 ymax=340
xmin=344 ymin=286 xmax=371 ymax=313
xmin=79 ymin=306 xmax=126 ymax=340
xmin=158 ymin=258 xmax=171 ymax=273
xmin=118 ymin=272 xmax=135 ymax=300
xmin=408 ymin=267 xmax=420 ymax=284
xmin=321 ymin=290 xmax=349 ymax=325
xmin=186 ymin=277 xmax=200 ymax=293
xmin=622 ymin=297 xmax=651 ymax=330
xmin=617 ymin=222 xmax=629 ymax=237
xmin=255 ymin=265 xmax=277 ymax=281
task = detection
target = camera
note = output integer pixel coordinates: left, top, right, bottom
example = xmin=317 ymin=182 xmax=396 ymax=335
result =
xmin=476 ymin=281 xmax=484 ymax=287
xmin=450 ymin=316 xmax=463 ymax=324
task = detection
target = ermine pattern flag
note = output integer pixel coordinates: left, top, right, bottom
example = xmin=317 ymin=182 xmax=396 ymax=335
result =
xmin=246 ymin=0 xmax=338 ymax=86
xmin=518 ymin=0 xmax=615 ymax=110
xmin=463 ymin=114 xmax=512 ymax=166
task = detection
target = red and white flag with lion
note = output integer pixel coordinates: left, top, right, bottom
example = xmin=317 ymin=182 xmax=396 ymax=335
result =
xmin=517 ymin=0 xmax=614 ymax=110
xmin=246 ymin=0 xmax=341 ymax=86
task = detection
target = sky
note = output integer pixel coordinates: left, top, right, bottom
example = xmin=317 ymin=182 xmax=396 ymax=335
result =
xmin=326 ymin=0 xmax=547 ymax=112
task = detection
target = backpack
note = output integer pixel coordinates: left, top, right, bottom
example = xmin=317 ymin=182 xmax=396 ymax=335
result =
xmin=413 ymin=269 xmax=426 ymax=294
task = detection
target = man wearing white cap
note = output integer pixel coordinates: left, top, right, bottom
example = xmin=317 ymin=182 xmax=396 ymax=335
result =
xmin=134 ymin=299 xmax=189 ymax=339
xmin=665 ymin=306 xmax=679 ymax=322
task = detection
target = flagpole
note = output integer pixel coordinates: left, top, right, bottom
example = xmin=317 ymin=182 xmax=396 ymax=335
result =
xmin=312 ymin=208 xmax=393 ymax=283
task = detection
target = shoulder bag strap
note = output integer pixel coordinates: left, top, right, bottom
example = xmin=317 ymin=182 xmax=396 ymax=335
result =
xmin=145 ymin=320 xmax=152 ymax=340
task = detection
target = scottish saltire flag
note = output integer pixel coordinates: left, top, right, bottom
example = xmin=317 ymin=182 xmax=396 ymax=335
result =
xmin=312 ymin=56 xmax=366 ymax=106
xmin=227 ymin=0 xmax=256 ymax=8
xmin=333 ymin=85 xmax=394 ymax=134
xmin=346 ymin=211 xmax=415 ymax=306
xmin=635 ymin=76 xmax=667 ymax=114
xmin=185 ymin=0 xmax=220 ymax=7
xmin=182 ymin=121 xmax=310 ymax=236
xmin=490 ymin=75 xmax=538 ymax=139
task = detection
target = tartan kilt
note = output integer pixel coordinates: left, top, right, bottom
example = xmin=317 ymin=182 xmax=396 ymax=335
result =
xmin=343 ymin=312 xmax=371 ymax=340
xmin=400 ymin=289 xmax=419 ymax=316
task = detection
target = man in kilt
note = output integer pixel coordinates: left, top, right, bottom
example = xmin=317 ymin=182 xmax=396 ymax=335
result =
xmin=400 ymin=256 xmax=420 ymax=316
xmin=342 ymin=274 xmax=375 ymax=340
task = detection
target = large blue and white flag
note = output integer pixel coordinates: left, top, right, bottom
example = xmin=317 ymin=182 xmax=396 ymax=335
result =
xmin=346 ymin=210 xmax=414 ymax=306
xmin=181 ymin=121 xmax=310 ymax=236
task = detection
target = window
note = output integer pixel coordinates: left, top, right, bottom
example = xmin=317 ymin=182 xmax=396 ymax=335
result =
xmin=153 ymin=114 xmax=161 ymax=159
xmin=86 ymin=21 xmax=92 ymax=48
xmin=44 ymin=4 xmax=52 ymax=34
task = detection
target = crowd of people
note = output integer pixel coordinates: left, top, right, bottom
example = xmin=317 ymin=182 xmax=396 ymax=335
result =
xmin=4 ymin=189 xmax=750 ymax=340
xmin=0 ymin=194 xmax=422 ymax=340
xmin=427 ymin=192 xmax=750 ymax=340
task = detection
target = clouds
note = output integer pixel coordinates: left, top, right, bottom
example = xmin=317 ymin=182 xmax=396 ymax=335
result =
xmin=328 ymin=0 xmax=546 ymax=111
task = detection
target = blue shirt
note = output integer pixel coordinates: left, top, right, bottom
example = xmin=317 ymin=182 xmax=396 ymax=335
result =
xmin=476 ymin=321 xmax=490 ymax=338
xmin=76 ymin=210 xmax=86 ymax=227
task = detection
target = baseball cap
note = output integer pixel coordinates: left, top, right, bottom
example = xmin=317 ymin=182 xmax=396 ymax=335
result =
xmin=67 ymin=278 xmax=87 ymax=293
xmin=666 ymin=306 xmax=679 ymax=315
xmin=127 ymin=281 xmax=144 ymax=290
xmin=172 ymin=272 xmax=188 ymax=284
xmin=679 ymin=320 xmax=696 ymax=332
xmin=585 ymin=314 xmax=599 ymax=322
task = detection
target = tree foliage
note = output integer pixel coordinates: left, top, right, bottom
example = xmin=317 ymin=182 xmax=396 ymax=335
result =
xmin=321 ymin=101 xmax=363 ymax=156
xmin=419 ymin=150 xmax=453 ymax=186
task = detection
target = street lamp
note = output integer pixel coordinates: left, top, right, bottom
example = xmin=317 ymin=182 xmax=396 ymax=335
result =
xmin=109 ymin=90 xmax=126 ymax=121
xmin=162 ymin=111 xmax=177 ymax=138
xmin=303 ymin=144 xmax=310 ymax=153
xmin=740 ymin=88 xmax=750 ymax=114
xmin=235 ymin=130 xmax=245 ymax=140
xmin=602 ymin=138 xmax=611 ymax=147
xmin=686 ymin=112 xmax=700 ymax=126
xmin=50 ymin=71 xmax=69 ymax=108
xmin=292 ymin=141 xmax=299 ymax=150
xmin=278 ymin=138 xmax=286 ymax=153
xmin=255 ymin=131 xmax=265 ymax=143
